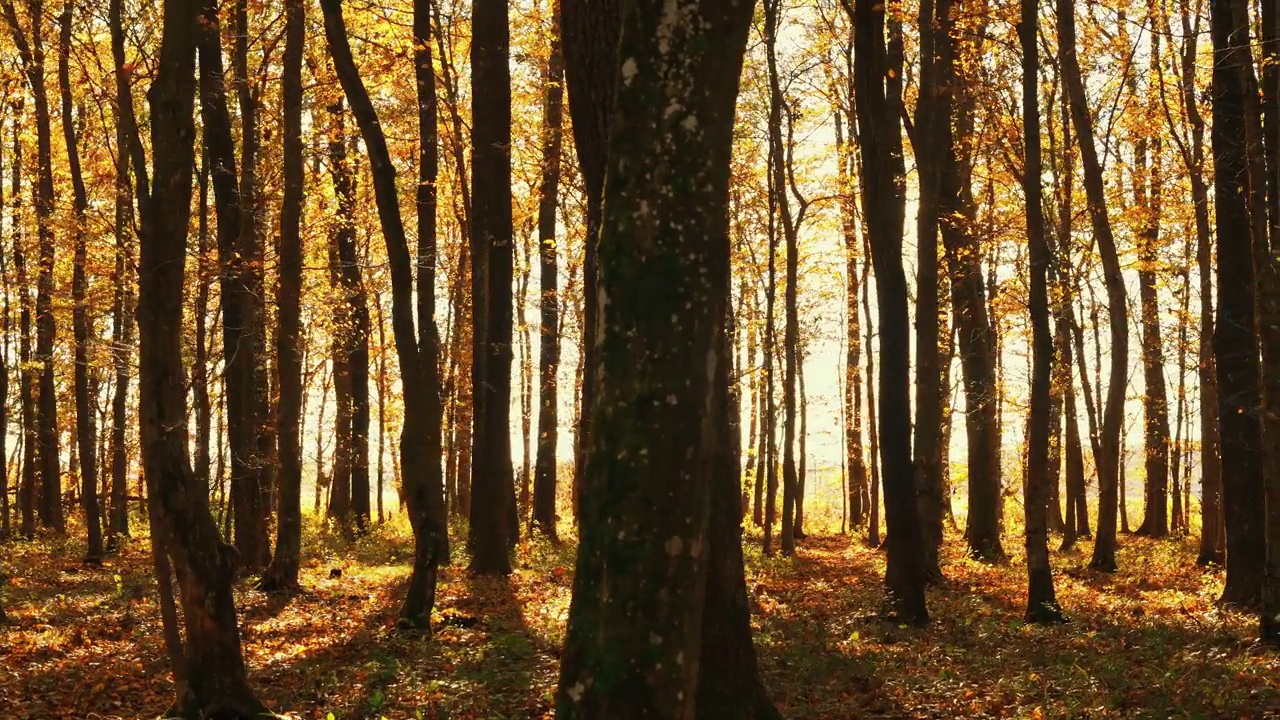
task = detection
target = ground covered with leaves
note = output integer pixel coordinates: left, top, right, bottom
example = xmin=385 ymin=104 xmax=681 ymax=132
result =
xmin=2 ymin=516 xmax=1277 ymax=719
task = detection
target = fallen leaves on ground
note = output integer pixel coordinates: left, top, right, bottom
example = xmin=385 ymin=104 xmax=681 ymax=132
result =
xmin=1 ymin=518 xmax=1277 ymax=719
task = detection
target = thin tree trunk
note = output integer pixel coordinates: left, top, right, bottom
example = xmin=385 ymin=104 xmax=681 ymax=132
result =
xmin=1020 ymin=0 xmax=1064 ymax=622
xmin=532 ymin=0 xmax=564 ymax=539
xmin=320 ymin=0 xmax=446 ymax=626
xmin=1058 ymin=0 xmax=1129 ymax=572
xmin=864 ymin=231 xmax=880 ymax=548
xmin=260 ymin=0 xmax=305 ymax=593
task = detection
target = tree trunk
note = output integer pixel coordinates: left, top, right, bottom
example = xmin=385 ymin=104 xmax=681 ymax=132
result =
xmin=58 ymin=1 xmax=100 ymax=560
xmin=554 ymin=0 xmax=771 ymax=714
xmin=198 ymin=0 xmax=270 ymax=570
xmin=1020 ymin=0 xmax=1064 ymax=623
xmin=561 ymin=0 xmax=619 ymax=526
xmin=2 ymin=0 xmax=62 ymax=534
xmin=864 ymin=231 xmax=881 ymax=548
xmin=139 ymin=0 xmax=265 ymax=710
xmin=1058 ymin=0 xmax=1129 ymax=573
xmin=835 ymin=102 xmax=868 ymax=531
xmin=1134 ymin=127 xmax=1171 ymax=539
xmin=319 ymin=0 xmax=446 ymax=627
xmin=468 ymin=0 xmax=517 ymax=574
xmin=912 ymin=0 xmax=947 ymax=580
xmin=849 ymin=0 xmax=928 ymax=624
xmin=533 ymin=0 xmax=564 ymax=539
xmin=260 ymin=0 xmax=305 ymax=593
xmin=1210 ymin=0 xmax=1266 ymax=607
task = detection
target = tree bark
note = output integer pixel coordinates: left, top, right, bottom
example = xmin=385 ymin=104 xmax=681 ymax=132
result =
xmin=1210 ymin=0 xmax=1266 ymax=608
xmin=260 ymin=0 xmax=305 ymax=592
xmin=912 ymin=0 xmax=947 ymax=579
xmin=11 ymin=109 xmax=34 ymax=540
xmin=319 ymin=0 xmax=446 ymax=627
xmin=847 ymin=0 xmax=928 ymax=623
xmin=533 ymin=0 xmax=564 ymax=539
xmin=555 ymin=0 xmax=770 ymax=714
xmin=468 ymin=0 xmax=517 ymax=574
xmin=198 ymin=0 xmax=270 ymax=570
xmin=1058 ymin=0 xmax=1129 ymax=572
xmin=2 ymin=0 xmax=62 ymax=534
xmin=58 ymin=1 xmax=100 ymax=560
xmin=1020 ymin=0 xmax=1064 ymax=623
xmin=139 ymin=0 xmax=266 ymax=711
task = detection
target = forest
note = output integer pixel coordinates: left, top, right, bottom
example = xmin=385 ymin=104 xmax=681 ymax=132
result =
xmin=0 ymin=0 xmax=1278 ymax=715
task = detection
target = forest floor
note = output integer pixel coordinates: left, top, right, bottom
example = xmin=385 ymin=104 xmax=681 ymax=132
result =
xmin=2 ymin=515 xmax=1278 ymax=719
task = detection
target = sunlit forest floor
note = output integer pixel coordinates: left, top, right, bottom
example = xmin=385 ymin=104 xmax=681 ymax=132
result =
xmin=2 ymin=510 xmax=1278 ymax=719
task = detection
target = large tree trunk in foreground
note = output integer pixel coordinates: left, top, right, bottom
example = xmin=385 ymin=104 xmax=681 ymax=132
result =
xmin=848 ymin=0 xmax=928 ymax=624
xmin=139 ymin=0 xmax=265 ymax=713
xmin=1020 ymin=0 xmax=1064 ymax=623
xmin=1058 ymin=0 xmax=1129 ymax=572
xmin=320 ymin=0 xmax=446 ymax=627
xmin=260 ymin=0 xmax=305 ymax=592
xmin=555 ymin=0 xmax=775 ymax=715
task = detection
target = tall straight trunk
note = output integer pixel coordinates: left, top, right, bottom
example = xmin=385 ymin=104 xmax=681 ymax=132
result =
xmin=192 ymin=152 xmax=211 ymax=497
xmin=413 ymin=0 xmax=448 ymax=561
xmin=912 ymin=0 xmax=947 ymax=579
xmin=1020 ymin=0 xmax=1064 ymax=623
xmin=1256 ymin=0 xmax=1280 ymax=642
xmin=198 ymin=0 xmax=270 ymax=570
xmin=795 ymin=347 xmax=808 ymax=538
xmin=138 ymin=0 xmax=265 ymax=710
xmin=936 ymin=0 xmax=1002 ymax=562
xmin=1134 ymin=125 xmax=1171 ymax=539
xmin=745 ymin=293 xmax=759 ymax=522
xmin=1059 ymin=312 xmax=1089 ymax=550
xmin=0 ymin=108 xmax=7 ymax=541
xmin=765 ymin=0 xmax=799 ymax=558
xmin=1058 ymin=0 xmax=1129 ymax=572
xmin=1171 ymin=264 xmax=1189 ymax=534
xmin=109 ymin=0 xmax=140 ymax=544
xmin=849 ymin=0 xmax=928 ymax=624
xmin=835 ymin=102 xmax=868 ymax=530
xmin=324 ymin=110 xmax=356 ymax=531
xmin=561 ymin=0 xmax=618 ymax=524
xmin=260 ymin=0 xmax=305 ymax=592
xmin=864 ymin=231 xmax=881 ymax=547
xmin=2 ymin=0 xmax=62 ymax=533
xmin=554 ymin=0 xmax=775 ymax=714
xmin=345 ymin=150 xmax=372 ymax=532
xmin=762 ymin=173 xmax=779 ymax=556
xmin=468 ymin=0 xmax=517 ymax=574
xmin=11 ymin=106 xmax=33 ymax=541
xmin=59 ymin=1 xmax=101 ymax=561
xmin=532 ymin=0 xmax=564 ymax=538
xmin=1210 ymin=0 xmax=1266 ymax=607
xmin=320 ymin=0 xmax=446 ymax=626
xmin=375 ymin=298 xmax=388 ymax=523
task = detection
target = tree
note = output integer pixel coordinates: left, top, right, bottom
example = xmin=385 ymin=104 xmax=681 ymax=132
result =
xmin=1057 ymin=0 xmax=1129 ymax=572
xmin=533 ymin=0 xmax=564 ymax=539
xmin=468 ymin=0 xmax=516 ymax=574
xmin=1019 ymin=0 xmax=1064 ymax=623
xmin=57 ymin=0 xmax=101 ymax=562
xmin=319 ymin=0 xmax=446 ymax=628
xmin=197 ymin=0 xmax=271 ymax=570
xmin=2 ymin=0 xmax=63 ymax=534
xmin=554 ymin=0 xmax=777 ymax=714
xmin=260 ymin=0 xmax=305 ymax=593
xmin=138 ymin=0 xmax=266 ymax=711
xmin=847 ymin=0 xmax=928 ymax=624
